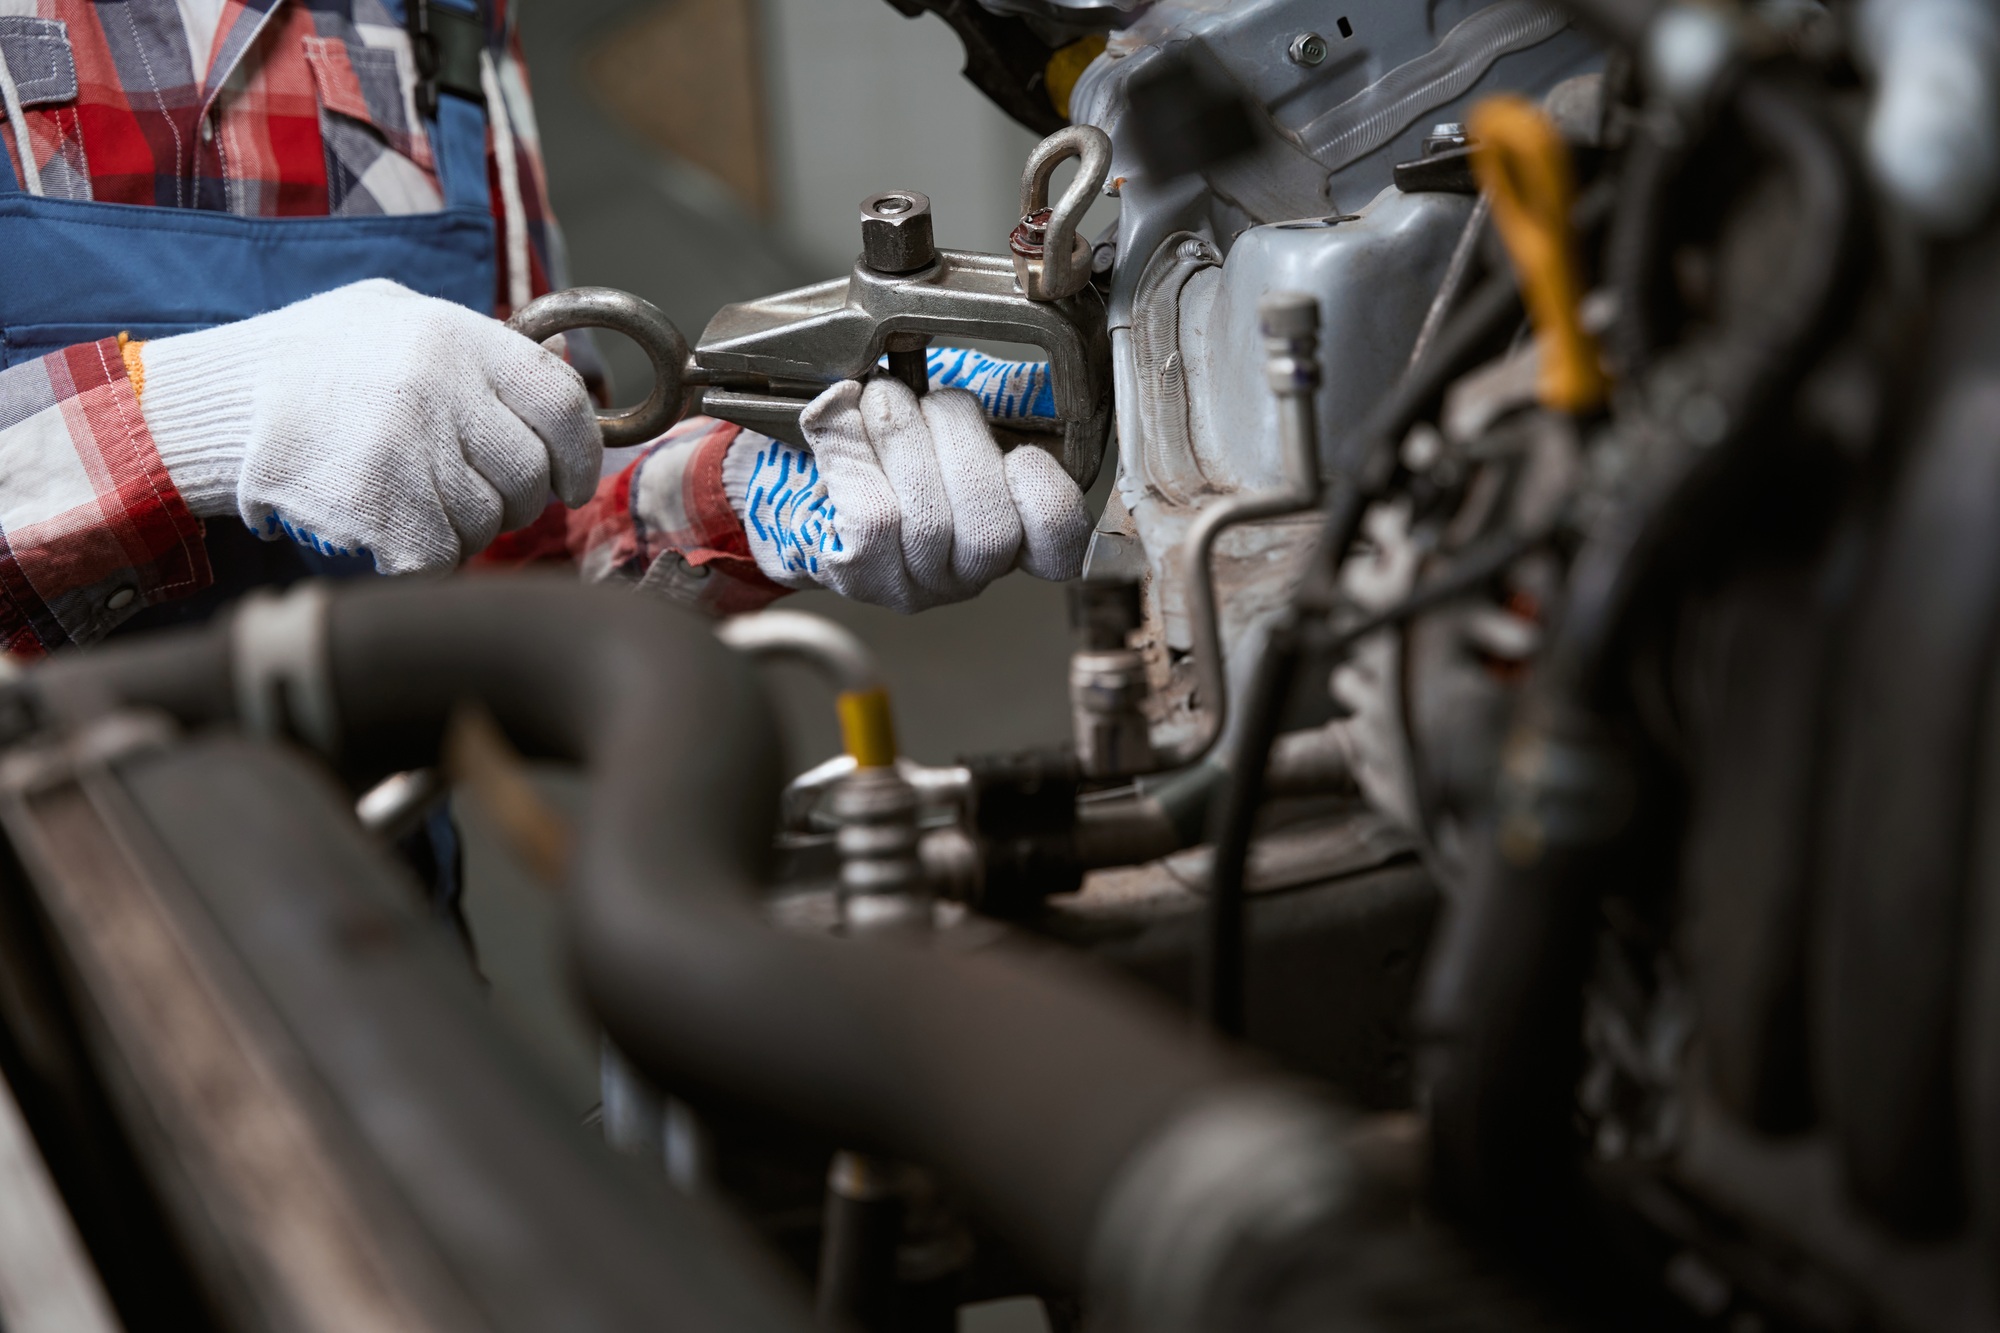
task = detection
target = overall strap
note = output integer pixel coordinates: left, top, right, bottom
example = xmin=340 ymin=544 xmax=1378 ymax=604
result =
xmin=407 ymin=0 xmax=493 ymax=213
xmin=0 ymin=34 xmax=30 ymax=196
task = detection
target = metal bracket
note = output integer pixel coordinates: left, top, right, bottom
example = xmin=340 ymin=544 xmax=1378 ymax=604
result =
xmin=507 ymin=127 xmax=1116 ymax=487
xmin=695 ymin=250 xmax=1113 ymax=487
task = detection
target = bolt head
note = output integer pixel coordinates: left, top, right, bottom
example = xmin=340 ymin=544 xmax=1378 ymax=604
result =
xmin=1288 ymin=32 xmax=1327 ymax=66
xmin=860 ymin=191 xmax=936 ymax=274
xmin=1259 ymin=290 xmax=1320 ymax=339
xmin=1423 ymin=121 xmax=1470 ymax=156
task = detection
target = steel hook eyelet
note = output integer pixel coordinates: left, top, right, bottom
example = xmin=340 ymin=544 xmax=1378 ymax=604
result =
xmin=507 ymin=287 xmax=695 ymax=447
xmin=1011 ymin=126 xmax=1112 ymax=302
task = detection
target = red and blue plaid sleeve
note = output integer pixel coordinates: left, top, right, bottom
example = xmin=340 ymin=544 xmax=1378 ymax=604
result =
xmin=0 ymin=340 xmax=212 ymax=658
xmin=475 ymin=416 xmax=787 ymax=616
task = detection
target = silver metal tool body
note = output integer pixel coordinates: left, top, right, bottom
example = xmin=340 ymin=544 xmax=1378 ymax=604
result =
xmin=508 ymin=126 xmax=1116 ymax=489
xmin=695 ymin=250 xmax=1112 ymax=485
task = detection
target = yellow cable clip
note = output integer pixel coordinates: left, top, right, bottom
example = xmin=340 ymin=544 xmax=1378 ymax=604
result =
xmin=837 ymin=688 xmax=898 ymax=769
xmin=1467 ymin=94 xmax=1607 ymax=415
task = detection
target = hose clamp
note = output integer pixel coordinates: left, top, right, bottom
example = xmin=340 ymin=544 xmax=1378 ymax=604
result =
xmin=1085 ymin=1084 xmax=1354 ymax=1333
xmin=232 ymin=583 xmax=339 ymax=756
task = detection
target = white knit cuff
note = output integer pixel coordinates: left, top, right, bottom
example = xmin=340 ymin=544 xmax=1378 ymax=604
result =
xmin=140 ymin=327 xmax=260 ymax=520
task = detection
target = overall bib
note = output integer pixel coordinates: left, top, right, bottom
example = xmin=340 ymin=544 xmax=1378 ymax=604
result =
xmin=0 ymin=0 xmax=499 ymax=624
xmin=0 ymin=0 xmax=500 ymax=926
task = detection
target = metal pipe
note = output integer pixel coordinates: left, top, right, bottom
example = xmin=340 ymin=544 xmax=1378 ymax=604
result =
xmin=719 ymin=613 xmax=918 ymax=1326
xmin=1155 ymin=293 xmax=1325 ymax=770
xmin=1404 ymin=196 xmax=1492 ymax=378
xmin=719 ymin=610 xmax=898 ymax=770
xmin=1199 ymin=617 xmax=1308 ymax=1036
xmin=717 ymin=610 xmax=882 ymax=694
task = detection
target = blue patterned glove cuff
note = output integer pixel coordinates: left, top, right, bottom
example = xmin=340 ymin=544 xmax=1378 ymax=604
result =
xmin=912 ymin=348 xmax=1057 ymax=425
xmin=727 ymin=435 xmax=842 ymax=581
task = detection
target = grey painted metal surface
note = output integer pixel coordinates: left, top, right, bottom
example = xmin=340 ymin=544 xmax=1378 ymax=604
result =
xmin=1066 ymin=0 xmax=1598 ymax=759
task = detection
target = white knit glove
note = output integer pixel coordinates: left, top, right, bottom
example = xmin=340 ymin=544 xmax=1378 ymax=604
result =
xmin=139 ymin=279 xmax=600 ymax=574
xmin=723 ymin=376 xmax=1091 ymax=613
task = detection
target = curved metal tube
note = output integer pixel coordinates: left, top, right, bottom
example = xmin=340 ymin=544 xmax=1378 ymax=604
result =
xmin=509 ymin=287 xmax=694 ymax=447
xmin=1156 ymin=295 xmax=1324 ymax=770
xmin=716 ymin=610 xmax=882 ymax=694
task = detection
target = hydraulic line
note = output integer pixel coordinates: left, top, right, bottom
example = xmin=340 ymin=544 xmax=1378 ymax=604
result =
xmin=1154 ymin=293 xmax=1325 ymax=770
xmin=1201 ymin=529 xmax=1547 ymax=1034
xmin=717 ymin=610 xmax=897 ymax=769
xmin=717 ymin=609 xmax=914 ymax=1327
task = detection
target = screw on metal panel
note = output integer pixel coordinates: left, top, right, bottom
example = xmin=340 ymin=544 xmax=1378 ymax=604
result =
xmin=1288 ymin=32 xmax=1328 ymax=66
xmin=859 ymin=191 xmax=937 ymax=274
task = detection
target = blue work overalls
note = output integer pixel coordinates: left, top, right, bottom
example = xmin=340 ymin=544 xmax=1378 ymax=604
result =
xmin=0 ymin=0 xmax=504 ymax=929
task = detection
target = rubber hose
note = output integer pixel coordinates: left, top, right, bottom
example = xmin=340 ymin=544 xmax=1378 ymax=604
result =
xmin=1423 ymin=75 xmax=1857 ymax=1245
xmin=1550 ymin=77 xmax=1858 ymax=700
xmin=21 ymin=579 xmax=1301 ymax=1296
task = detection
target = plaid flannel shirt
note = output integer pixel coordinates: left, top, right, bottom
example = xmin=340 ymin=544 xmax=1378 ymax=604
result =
xmin=484 ymin=415 xmax=790 ymax=617
xmin=0 ymin=0 xmax=772 ymax=657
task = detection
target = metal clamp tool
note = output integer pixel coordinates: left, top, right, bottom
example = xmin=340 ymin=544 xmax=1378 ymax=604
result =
xmin=507 ymin=127 xmax=1115 ymax=487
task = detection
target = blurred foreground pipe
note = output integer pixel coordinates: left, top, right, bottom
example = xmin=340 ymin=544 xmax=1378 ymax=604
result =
xmin=24 ymin=578 xmax=1361 ymax=1330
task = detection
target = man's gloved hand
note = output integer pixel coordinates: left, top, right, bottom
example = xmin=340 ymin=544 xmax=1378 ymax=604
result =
xmin=138 ymin=278 xmax=600 ymax=573
xmin=723 ymin=375 xmax=1091 ymax=613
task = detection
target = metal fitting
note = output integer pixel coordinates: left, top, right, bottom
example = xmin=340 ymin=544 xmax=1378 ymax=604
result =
xmin=1012 ymin=126 xmax=1112 ymax=302
xmin=1423 ymin=121 xmax=1470 ymax=155
xmin=1260 ymin=291 xmax=1322 ymax=397
xmin=1287 ymin=32 xmax=1328 ymax=66
xmin=884 ymin=331 xmax=931 ymax=397
xmin=830 ymin=766 xmax=929 ymax=936
xmin=1068 ymin=578 xmax=1155 ymax=778
xmin=1085 ymin=1085 xmax=1355 ymax=1333
xmin=1645 ymin=3 xmax=1741 ymax=114
xmin=1155 ymin=290 xmax=1325 ymax=770
xmin=859 ymin=191 xmax=937 ymax=274
xmin=1071 ymin=653 xmax=1155 ymax=778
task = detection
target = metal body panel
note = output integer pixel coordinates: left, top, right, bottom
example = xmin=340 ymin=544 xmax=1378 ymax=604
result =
xmin=1095 ymin=187 xmax=1473 ymax=747
xmin=1183 ymin=187 xmax=1479 ymax=492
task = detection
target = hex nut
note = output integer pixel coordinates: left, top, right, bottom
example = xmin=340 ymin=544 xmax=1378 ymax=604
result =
xmin=860 ymin=191 xmax=936 ymax=274
xmin=1259 ymin=291 xmax=1320 ymax=339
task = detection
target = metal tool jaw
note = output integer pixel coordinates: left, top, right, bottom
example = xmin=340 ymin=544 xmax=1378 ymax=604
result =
xmin=509 ymin=127 xmax=1116 ymax=488
xmin=694 ymin=250 xmax=1113 ymax=486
